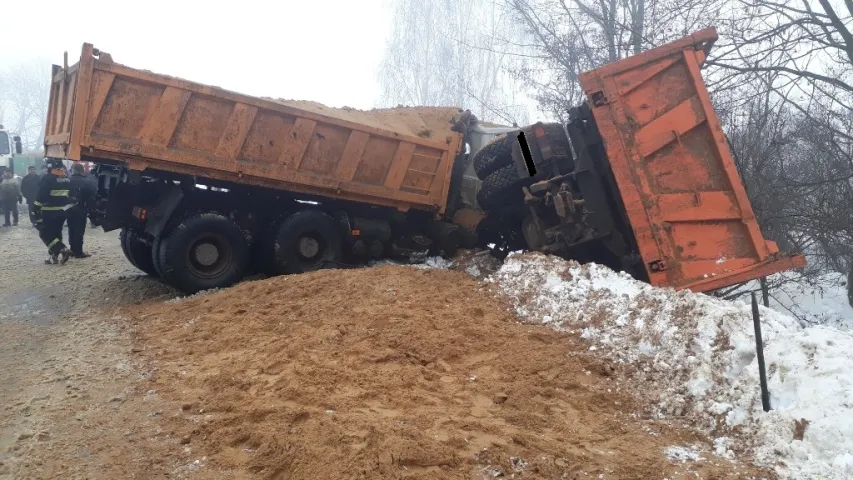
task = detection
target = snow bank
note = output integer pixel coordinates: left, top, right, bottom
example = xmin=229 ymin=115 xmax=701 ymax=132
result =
xmin=488 ymin=252 xmax=853 ymax=479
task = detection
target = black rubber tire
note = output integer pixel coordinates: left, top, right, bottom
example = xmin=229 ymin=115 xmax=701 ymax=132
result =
xmin=476 ymin=164 xmax=532 ymax=211
xmin=157 ymin=213 xmax=250 ymax=294
xmin=473 ymin=134 xmax=514 ymax=180
xmin=126 ymin=231 xmax=159 ymax=277
xmin=151 ymin=234 xmax=167 ymax=279
xmin=252 ymin=217 xmax=287 ymax=277
xmin=119 ymin=229 xmax=137 ymax=268
xmin=274 ymin=210 xmax=343 ymax=274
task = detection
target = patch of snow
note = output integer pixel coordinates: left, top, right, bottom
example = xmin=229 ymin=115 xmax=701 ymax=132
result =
xmin=415 ymin=256 xmax=454 ymax=269
xmin=747 ymin=272 xmax=853 ymax=329
xmin=713 ymin=437 xmax=734 ymax=459
xmin=166 ymin=288 xmax=220 ymax=303
xmin=367 ymin=259 xmax=401 ymax=267
xmin=489 ymin=252 xmax=853 ymax=480
xmin=665 ymin=445 xmax=705 ymax=463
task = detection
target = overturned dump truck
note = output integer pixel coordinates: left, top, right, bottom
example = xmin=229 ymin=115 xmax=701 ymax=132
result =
xmin=44 ymin=27 xmax=804 ymax=294
xmin=470 ymin=27 xmax=806 ymax=292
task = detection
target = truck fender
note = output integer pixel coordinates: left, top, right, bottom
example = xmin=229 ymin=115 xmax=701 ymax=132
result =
xmin=143 ymin=185 xmax=184 ymax=238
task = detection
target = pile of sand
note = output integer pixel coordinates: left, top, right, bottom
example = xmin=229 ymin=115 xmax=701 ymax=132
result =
xmin=268 ymin=100 xmax=463 ymax=141
xmin=129 ymin=266 xmax=768 ymax=479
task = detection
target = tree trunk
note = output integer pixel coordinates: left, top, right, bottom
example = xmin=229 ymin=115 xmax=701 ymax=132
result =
xmin=847 ymin=264 xmax=853 ymax=308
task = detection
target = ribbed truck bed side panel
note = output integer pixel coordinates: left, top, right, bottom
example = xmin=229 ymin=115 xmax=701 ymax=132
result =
xmin=44 ymin=44 xmax=462 ymax=214
xmin=579 ymin=27 xmax=806 ymax=292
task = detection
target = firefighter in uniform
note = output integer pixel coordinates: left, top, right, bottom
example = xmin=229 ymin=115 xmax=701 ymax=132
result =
xmin=33 ymin=159 xmax=73 ymax=265
xmin=67 ymin=162 xmax=96 ymax=258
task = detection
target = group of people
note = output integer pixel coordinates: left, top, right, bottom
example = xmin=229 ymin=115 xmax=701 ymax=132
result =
xmin=0 ymin=159 xmax=97 ymax=264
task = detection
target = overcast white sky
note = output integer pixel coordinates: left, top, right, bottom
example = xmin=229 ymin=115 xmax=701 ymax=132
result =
xmin=4 ymin=0 xmax=393 ymax=110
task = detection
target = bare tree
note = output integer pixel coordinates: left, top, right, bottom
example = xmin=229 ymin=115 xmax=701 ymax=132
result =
xmin=707 ymin=0 xmax=853 ymax=176
xmin=378 ymin=0 xmax=531 ymax=125
xmin=0 ymin=60 xmax=51 ymax=151
xmin=0 ymin=75 xmax=9 ymax=127
xmin=506 ymin=0 xmax=726 ymax=119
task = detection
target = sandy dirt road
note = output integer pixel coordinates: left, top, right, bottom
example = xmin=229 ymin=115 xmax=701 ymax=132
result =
xmin=0 ymin=220 xmax=772 ymax=479
xmin=0 ymin=223 xmax=181 ymax=479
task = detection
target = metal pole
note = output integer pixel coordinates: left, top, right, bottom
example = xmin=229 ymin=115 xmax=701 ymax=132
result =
xmin=760 ymin=277 xmax=770 ymax=307
xmin=751 ymin=292 xmax=771 ymax=412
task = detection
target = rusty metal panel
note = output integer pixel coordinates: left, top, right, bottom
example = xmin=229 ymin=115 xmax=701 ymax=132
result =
xmin=45 ymin=44 xmax=463 ymax=214
xmin=45 ymin=47 xmax=90 ymax=159
xmin=579 ymin=28 xmax=805 ymax=292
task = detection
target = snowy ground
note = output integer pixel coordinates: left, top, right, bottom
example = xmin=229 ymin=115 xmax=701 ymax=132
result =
xmin=485 ymin=252 xmax=853 ymax=480
xmin=744 ymin=272 xmax=853 ymax=329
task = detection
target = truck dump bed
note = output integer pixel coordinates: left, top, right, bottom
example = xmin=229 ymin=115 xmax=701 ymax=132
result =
xmin=578 ymin=27 xmax=805 ymax=291
xmin=44 ymin=44 xmax=463 ymax=214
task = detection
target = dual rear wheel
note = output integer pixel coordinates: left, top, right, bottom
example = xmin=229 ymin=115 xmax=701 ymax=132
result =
xmin=122 ymin=209 xmax=343 ymax=294
xmin=119 ymin=228 xmax=158 ymax=277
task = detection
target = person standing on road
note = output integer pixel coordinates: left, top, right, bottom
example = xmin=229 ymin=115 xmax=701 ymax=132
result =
xmin=20 ymin=166 xmax=41 ymax=227
xmin=33 ymin=159 xmax=73 ymax=265
xmin=67 ymin=162 xmax=96 ymax=258
xmin=0 ymin=170 xmax=23 ymax=227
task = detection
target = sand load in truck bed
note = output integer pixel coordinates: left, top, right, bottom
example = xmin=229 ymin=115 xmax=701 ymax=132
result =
xmin=44 ymin=43 xmax=470 ymax=215
xmin=267 ymin=101 xmax=463 ymax=140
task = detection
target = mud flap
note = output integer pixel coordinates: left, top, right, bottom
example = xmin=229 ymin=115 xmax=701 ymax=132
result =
xmin=143 ymin=186 xmax=184 ymax=238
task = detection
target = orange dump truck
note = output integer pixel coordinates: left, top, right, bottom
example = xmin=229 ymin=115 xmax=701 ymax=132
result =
xmin=45 ymin=27 xmax=803 ymax=294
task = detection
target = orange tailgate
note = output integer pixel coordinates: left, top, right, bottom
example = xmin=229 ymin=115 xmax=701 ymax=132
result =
xmin=579 ymin=28 xmax=805 ymax=292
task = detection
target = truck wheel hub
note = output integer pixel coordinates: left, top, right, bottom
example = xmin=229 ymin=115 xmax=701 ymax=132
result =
xmin=298 ymin=237 xmax=320 ymax=258
xmin=194 ymin=243 xmax=220 ymax=266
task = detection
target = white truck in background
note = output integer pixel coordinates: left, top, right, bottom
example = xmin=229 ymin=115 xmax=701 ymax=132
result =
xmin=0 ymin=125 xmax=24 ymax=176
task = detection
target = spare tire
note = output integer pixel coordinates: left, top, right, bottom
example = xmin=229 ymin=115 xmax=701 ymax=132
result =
xmin=157 ymin=213 xmax=250 ymax=294
xmin=473 ymin=134 xmax=514 ymax=180
xmin=476 ymin=164 xmax=532 ymax=211
xmin=274 ymin=210 xmax=343 ymax=274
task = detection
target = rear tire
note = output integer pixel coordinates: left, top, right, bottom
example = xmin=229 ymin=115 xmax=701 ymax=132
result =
xmin=151 ymin=234 xmax=167 ymax=279
xmin=158 ymin=213 xmax=250 ymax=294
xmin=274 ymin=210 xmax=343 ymax=274
xmin=119 ymin=229 xmax=137 ymax=268
xmin=473 ymin=134 xmax=514 ymax=180
xmin=252 ymin=216 xmax=287 ymax=276
xmin=126 ymin=231 xmax=159 ymax=277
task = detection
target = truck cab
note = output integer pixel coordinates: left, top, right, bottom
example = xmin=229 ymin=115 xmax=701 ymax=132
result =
xmin=0 ymin=125 xmax=24 ymax=176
